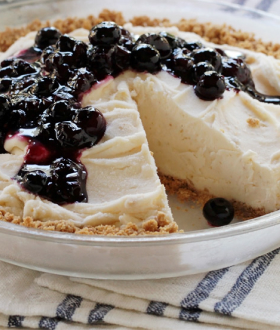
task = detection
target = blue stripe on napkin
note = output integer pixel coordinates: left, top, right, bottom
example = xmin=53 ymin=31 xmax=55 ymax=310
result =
xmin=256 ymin=0 xmax=276 ymax=11
xmin=8 ymin=315 xmax=25 ymax=327
xmin=181 ymin=268 xmax=229 ymax=309
xmin=179 ymin=308 xmax=202 ymax=322
xmin=147 ymin=301 xmax=168 ymax=316
xmin=56 ymin=294 xmax=83 ymax=321
xmin=223 ymin=0 xmax=248 ymax=12
xmin=88 ymin=303 xmax=114 ymax=324
xmin=214 ymin=248 xmax=280 ymax=316
xmin=39 ymin=317 xmax=59 ymax=330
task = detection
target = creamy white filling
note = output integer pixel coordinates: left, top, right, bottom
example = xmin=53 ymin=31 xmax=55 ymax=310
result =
xmin=0 ymin=25 xmax=280 ymax=224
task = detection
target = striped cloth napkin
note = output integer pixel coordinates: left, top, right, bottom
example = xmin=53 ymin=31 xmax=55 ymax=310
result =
xmin=0 ymin=248 xmax=280 ymax=330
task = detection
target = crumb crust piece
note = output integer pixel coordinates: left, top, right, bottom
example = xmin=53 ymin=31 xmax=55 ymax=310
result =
xmin=0 ymin=209 xmax=178 ymax=236
xmin=159 ymin=174 xmax=265 ymax=221
xmin=247 ymin=117 xmax=260 ymax=128
xmin=1 ymin=9 xmax=280 ymax=58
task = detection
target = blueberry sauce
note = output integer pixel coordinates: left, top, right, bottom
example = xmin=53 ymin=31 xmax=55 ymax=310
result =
xmin=14 ymin=47 xmax=42 ymax=63
xmin=203 ymin=198 xmax=234 ymax=226
xmin=1 ymin=22 xmax=280 ymax=205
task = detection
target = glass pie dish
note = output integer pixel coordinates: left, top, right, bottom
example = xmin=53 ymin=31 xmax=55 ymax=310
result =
xmin=1 ymin=0 xmax=280 ymax=279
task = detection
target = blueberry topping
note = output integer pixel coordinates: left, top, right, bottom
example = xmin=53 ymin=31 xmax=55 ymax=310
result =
xmin=14 ymin=59 xmax=37 ymax=75
xmin=87 ymin=46 xmax=114 ymax=80
xmin=55 ymin=121 xmax=84 ymax=148
xmin=53 ymin=63 xmax=73 ymax=84
xmin=47 ymin=100 xmax=74 ymax=122
xmin=0 ymin=58 xmax=14 ymax=68
xmin=52 ymin=85 xmax=75 ymax=101
xmin=192 ymin=48 xmax=222 ymax=71
xmin=192 ymin=62 xmax=215 ymax=83
xmin=41 ymin=46 xmax=55 ymax=65
xmin=8 ymin=109 xmax=27 ymax=130
xmin=168 ymin=49 xmax=194 ymax=84
xmin=222 ymin=57 xmax=252 ymax=85
xmin=137 ymin=33 xmax=172 ymax=59
xmin=36 ymin=122 xmax=57 ymax=146
xmin=48 ymin=158 xmax=88 ymax=204
xmin=195 ymin=71 xmax=226 ymax=100
xmin=215 ymin=48 xmax=227 ymax=57
xmin=35 ymin=27 xmax=62 ymax=50
xmin=0 ymin=66 xmax=17 ymax=78
xmin=203 ymin=198 xmax=234 ymax=226
xmin=25 ymin=142 xmax=53 ymax=165
xmin=32 ymin=77 xmax=58 ymax=96
xmin=159 ymin=32 xmax=180 ymax=50
xmin=0 ymin=95 xmax=11 ymax=121
xmin=113 ymin=45 xmax=131 ymax=71
xmin=44 ymin=51 xmax=65 ymax=71
xmin=10 ymin=77 xmax=38 ymax=93
xmin=56 ymin=35 xmax=88 ymax=68
xmin=131 ymin=44 xmax=161 ymax=73
xmin=14 ymin=47 xmax=42 ymax=62
xmin=68 ymin=68 xmax=96 ymax=95
xmin=72 ymin=40 xmax=88 ymax=67
xmin=0 ymin=59 xmax=39 ymax=81
xmin=21 ymin=170 xmax=48 ymax=194
xmin=224 ymin=76 xmax=244 ymax=91
xmin=17 ymin=158 xmax=88 ymax=204
xmin=182 ymin=41 xmax=203 ymax=52
xmin=89 ymin=21 xmax=121 ymax=47
xmin=119 ymin=27 xmax=135 ymax=50
xmin=11 ymin=94 xmax=45 ymax=114
xmin=56 ymin=34 xmax=77 ymax=52
xmin=73 ymin=106 xmax=106 ymax=145
xmin=0 ymin=78 xmax=12 ymax=93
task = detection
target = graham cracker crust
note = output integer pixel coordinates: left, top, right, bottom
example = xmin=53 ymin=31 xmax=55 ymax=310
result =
xmin=0 ymin=9 xmax=275 ymax=234
xmin=0 ymin=209 xmax=178 ymax=236
xmin=160 ymin=174 xmax=265 ymax=221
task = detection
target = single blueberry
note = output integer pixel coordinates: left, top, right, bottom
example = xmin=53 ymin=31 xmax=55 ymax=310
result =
xmin=68 ymin=68 xmax=96 ymax=95
xmin=192 ymin=62 xmax=215 ymax=83
xmin=131 ymin=44 xmax=161 ymax=73
xmin=35 ymin=27 xmax=62 ymax=50
xmin=168 ymin=49 xmax=194 ymax=84
xmin=113 ymin=45 xmax=131 ymax=71
xmin=137 ymin=33 xmax=171 ymax=59
xmin=89 ymin=22 xmax=121 ymax=47
xmin=195 ymin=71 xmax=226 ymax=100
xmin=73 ymin=106 xmax=106 ymax=146
xmin=55 ymin=121 xmax=84 ymax=148
xmin=221 ymin=57 xmax=252 ymax=85
xmin=192 ymin=48 xmax=222 ymax=71
xmin=87 ymin=46 xmax=115 ymax=80
xmin=203 ymin=198 xmax=234 ymax=226
xmin=22 ymin=170 xmax=48 ymax=194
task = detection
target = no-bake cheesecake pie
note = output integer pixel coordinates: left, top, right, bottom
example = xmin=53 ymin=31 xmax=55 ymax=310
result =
xmin=1 ymin=10 xmax=280 ymax=235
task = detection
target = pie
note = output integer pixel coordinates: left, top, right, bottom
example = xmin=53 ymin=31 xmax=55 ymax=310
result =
xmin=0 ymin=10 xmax=280 ymax=235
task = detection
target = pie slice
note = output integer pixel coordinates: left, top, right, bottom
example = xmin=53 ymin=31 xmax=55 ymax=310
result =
xmin=0 ymin=24 xmax=178 ymax=235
